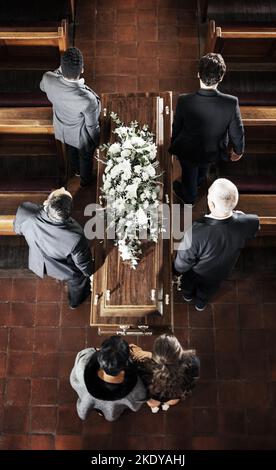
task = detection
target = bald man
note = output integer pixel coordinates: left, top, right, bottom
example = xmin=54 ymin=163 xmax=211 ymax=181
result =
xmin=174 ymin=179 xmax=259 ymax=311
xmin=14 ymin=188 xmax=93 ymax=309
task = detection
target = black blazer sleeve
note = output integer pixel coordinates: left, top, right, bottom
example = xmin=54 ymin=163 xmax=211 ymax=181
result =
xmin=174 ymin=227 xmax=199 ymax=273
xmin=71 ymin=236 xmax=93 ymax=277
xmin=228 ymin=99 xmax=245 ymax=155
xmin=171 ymin=96 xmax=184 ymax=145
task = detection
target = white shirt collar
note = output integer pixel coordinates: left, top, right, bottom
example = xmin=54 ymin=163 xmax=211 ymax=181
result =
xmin=205 ymin=211 xmax=233 ymax=220
xmin=62 ymin=76 xmax=85 ymax=86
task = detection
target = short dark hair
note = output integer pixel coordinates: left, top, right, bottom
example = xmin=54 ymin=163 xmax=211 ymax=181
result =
xmin=47 ymin=194 xmax=72 ymax=222
xmin=61 ymin=47 xmax=84 ymax=79
xmin=199 ymin=53 xmax=226 ymax=86
xmin=98 ymin=336 xmax=130 ymax=376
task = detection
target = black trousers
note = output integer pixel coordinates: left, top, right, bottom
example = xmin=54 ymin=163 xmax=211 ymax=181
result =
xmin=67 ymin=272 xmax=91 ymax=308
xmin=66 ymin=144 xmax=95 ymax=185
xmin=181 ymin=270 xmax=221 ymax=305
xmin=179 ymin=159 xmax=209 ymax=204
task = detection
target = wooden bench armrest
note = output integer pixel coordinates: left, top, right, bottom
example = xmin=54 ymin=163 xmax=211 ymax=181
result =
xmin=0 ymin=215 xmax=15 ymax=235
xmin=216 ymin=25 xmax=276 ymax=39
xmin=241 ymin=107 xmax=276 ymax=126
xmin=0 ymin=107 xmax=53 ymax=134
xmin=0 ymin=19 xmax=68 ymax=51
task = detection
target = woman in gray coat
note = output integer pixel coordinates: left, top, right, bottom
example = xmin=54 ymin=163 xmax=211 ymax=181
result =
xmin=70 ymin=336 xmax=146 ymax=421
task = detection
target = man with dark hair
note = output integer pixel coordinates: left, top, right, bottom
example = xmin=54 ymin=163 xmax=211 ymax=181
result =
xmin=40 ymin=47 xmax=101 ymax=187
xmin=14 ymin=188 xmax=93 ymax=309
xmin=97 ymin=335 xmax=130 ymax=376
xmin=170 ymin=53 xmax=245 ymax=204
xmin=70 ymin=336 xmax=146 ymax=421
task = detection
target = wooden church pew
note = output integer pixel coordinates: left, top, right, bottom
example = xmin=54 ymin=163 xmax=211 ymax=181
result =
xmin=201 ymin=0 xmax=276 ymax=25
xmin=214 ymin=120 xmax=276 ymax=235
xmin=0 ymin=107 xmax=53 ymax=134
xmin=0 ymin=0 xmax=75 ymax=24
xmin=0 ymin=216 xmax=15 ymax=236
xmin=241 ymin=107 xmax=276 ymax=127
xmin=205 ymin=19 xmax=276 ymax=63
xmin=0 ymin=69 xmax=51 ymax=107
xmin=0 ymin=125 xmax=68 ymax=208
xmin=0 ymin=20 xmax=69 ymax=53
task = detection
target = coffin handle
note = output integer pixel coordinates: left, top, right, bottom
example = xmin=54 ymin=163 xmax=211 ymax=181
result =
xmin=118 ymin=325 xmax=130 ymax=335
xmin=105 ymin=290 xmax=111 ymax=301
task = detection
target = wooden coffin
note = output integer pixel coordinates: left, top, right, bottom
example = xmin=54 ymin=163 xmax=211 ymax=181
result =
xmin=90 ymin=92 xmax=174 ymax=336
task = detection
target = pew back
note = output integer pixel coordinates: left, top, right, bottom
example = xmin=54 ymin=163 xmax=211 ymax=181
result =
xmin=206 ymin=20 xmax=276 ymax=63
xmin=0 ymin=19 xmax=68 ymax=52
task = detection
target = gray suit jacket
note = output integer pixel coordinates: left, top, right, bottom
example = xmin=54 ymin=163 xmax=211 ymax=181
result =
xmin=70 ymin=348 xmax=146 ymax=421
xmin=40 ymin=69 xmax=101 ymax=152
xmin=14 ymin=202 xmax=93 ymax=281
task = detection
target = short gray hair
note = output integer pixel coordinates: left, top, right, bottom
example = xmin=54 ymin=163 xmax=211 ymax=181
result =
xmin=208 ymin=178 xmax=239 ymax=215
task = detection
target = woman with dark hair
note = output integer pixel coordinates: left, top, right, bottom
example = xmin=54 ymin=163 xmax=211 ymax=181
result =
xmin=130 ymin=335 xmax=200 ymax=413
xmin=70 ymin=336 xmax=146 ymax=421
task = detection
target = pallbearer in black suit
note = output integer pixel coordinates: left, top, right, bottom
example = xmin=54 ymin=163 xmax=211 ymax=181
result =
xmin=170 ymin=53 xmax=245 ymax=204
xmin=174 ymin=179 xmax=259 ymax=311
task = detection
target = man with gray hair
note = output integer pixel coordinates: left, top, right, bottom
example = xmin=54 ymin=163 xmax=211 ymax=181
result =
xmin=14 ymin=188 xmax=93 ymax=309
xmin=174 ymin=178 xmax=259 ymax=311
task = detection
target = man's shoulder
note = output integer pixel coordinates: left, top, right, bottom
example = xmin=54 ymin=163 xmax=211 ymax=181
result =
xmin=217 ymin=90 xmax=239 ymax=106
xmin=234 ymin=212 xmax=259 ymax=225
xmin=79 ymin=85 xmax=100 ymax=104
xmin=193 ymin=217 xmax=210 ymax=228
xmin=66 ymin=218 xmax=86 ymax=242
xmin=177 ymin=92 xmax=197 ymax=104
xmin=17 ymin=202 xmax=40 ymax=218
xmin=234 ymin=211 xmax=258 ymax=219
xmin=42 ymin=70 xmax=61 ymax=83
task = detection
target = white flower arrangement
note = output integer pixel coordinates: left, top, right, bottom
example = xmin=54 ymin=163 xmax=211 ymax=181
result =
xmin=100 ymin=112 xmax=163 ymax=268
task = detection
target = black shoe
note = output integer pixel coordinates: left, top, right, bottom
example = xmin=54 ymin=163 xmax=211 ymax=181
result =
xmin=69 ymin=305 xmax=78 ymax=310
xmin=195 ymin=301 xmax=207 ymax=311
xmin=182 ymin=294 xmax=193 ymax=303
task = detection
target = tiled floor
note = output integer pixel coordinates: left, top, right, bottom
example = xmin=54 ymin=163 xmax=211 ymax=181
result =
xmin=75 ymin=0 xmax=199 ymax=102
xmin=1 ymin=0 xmax=276 ymax=451
xmin=1 ymin=275 xmax=276 ymax=449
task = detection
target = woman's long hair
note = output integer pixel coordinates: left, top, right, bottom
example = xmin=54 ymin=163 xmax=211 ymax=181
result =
xmin=140 ymin=334 xmax=199 ymax=402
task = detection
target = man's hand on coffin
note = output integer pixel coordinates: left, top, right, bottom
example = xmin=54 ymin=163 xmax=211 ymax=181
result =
xmin=230 ymin=149 xmax=243 ymax=161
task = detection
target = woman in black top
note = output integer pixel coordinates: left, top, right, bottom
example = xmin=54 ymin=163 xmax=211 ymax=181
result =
xmin=70 ymin=336 xmax=146 ymax=421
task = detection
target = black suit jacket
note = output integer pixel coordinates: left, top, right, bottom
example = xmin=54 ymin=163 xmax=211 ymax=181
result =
xmin=14 ymin=202 xmax=93 ymax=281
xmin=169 ymin=89 xmax=245 ymax=165
xmin=174 ymin=212 xmax=259 ymax=283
